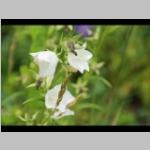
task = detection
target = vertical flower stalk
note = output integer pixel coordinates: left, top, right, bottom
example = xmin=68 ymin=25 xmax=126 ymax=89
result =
xmin=29 ymin=27 xmax=93 ymax=120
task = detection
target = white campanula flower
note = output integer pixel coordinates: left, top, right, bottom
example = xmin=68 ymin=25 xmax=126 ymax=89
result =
xmin=67 ymin=47 xmax=93 ymax=73
xmin=30 ymin=50 xmax=58 ymax=83
xmin=45 ymin=84 xmax=75 ymax=119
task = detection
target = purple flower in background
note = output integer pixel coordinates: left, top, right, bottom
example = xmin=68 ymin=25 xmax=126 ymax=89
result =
xmin=74 ymin=25 xmax=93 ymax=37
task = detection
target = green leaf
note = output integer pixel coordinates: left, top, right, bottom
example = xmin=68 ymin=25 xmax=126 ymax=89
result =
xmin=98 ymin=77 xmax=112 ymax=88
xmin=18 ymin=116 xmax=27 ymax=122
xmin=100 ymin=77 xmax=112 ymax=88
xmin=26 ymin=83 xmax=36 ymax=88
xmin=76 ymin=103 xmax=103 ymax=112
xmin=23 ymin=98 xmax=37 ymax=105
xmin=2 ymin=91 xmax=24 ymax=106
xmin=31 ymin=112 xmax=39 ymax=120
xmin=91 ymin=76 xmax=112 ymax=88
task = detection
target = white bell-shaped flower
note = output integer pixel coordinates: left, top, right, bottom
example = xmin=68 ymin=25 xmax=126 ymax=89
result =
xmin=67 ymin=48 xmax=93 ymax=73
xmin=45 ymin=84 xmax=75 ymax=119
xmin=30 ymin=50 xmax=58 ymax=82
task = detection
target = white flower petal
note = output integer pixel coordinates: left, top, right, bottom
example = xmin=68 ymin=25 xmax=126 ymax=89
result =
xmin=57 ymin=89 xmax=75 ymax=112
xmin=68 ymin=49 xmax=92 ymax=73
xmin=38 ymin=61 xmax=50 ymax=77
xmin=30 ymin=51 xmax=58 ymax=79
xmin=45 ymin=84 xmax=75 ymax=112
xmin=30 ymin=51 xmax=58 ymax=62
xmin=45 ymin=84 xmax=61 ymax=109
xmin=75 ymin=49 xmax=93 ymax=60
xmin=51 ymin=109 xmax=74 ymax=119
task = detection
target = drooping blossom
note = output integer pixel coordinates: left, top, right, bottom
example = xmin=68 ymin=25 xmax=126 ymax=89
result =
xmin=67 ymin=46 xmax=93 ymax=73
xmin=45 ymin=84 xmax=75 ymax=119
xmin=30 ymin=50 xmax=58 ymax=83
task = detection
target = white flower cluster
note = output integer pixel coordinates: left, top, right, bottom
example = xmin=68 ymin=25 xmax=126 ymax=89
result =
xmin=30 ymin=45 xmax=92 ymax=119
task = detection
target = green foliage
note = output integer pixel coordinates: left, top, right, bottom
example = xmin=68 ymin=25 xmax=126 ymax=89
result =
xmin=1 ymin=25 xmax=150 ymax=125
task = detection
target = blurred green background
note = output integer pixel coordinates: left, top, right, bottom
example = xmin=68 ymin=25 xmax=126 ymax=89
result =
xmin=1 ymin=25 xmax=150 ymax=125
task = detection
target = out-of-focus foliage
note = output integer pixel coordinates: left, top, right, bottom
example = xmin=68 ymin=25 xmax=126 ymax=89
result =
xmin=1 ymin=25 xmax=150 ymax=125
